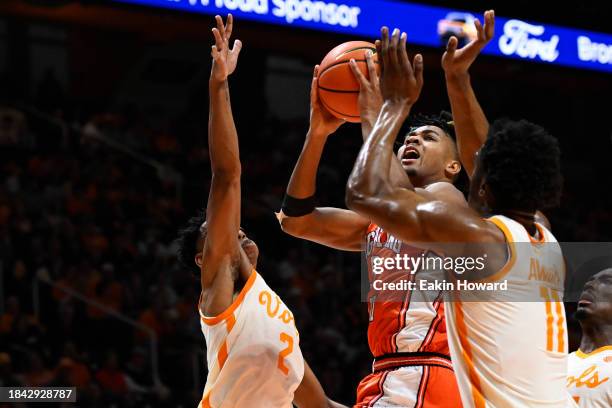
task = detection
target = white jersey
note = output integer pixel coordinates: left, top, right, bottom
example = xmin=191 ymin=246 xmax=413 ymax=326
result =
xmin=198 ymin=270 xmax=304 ymax=408
xmin=568 ymin=346 xmax=612 ymax=407
xmin=446 ymin=215 xmax=577 ymax=407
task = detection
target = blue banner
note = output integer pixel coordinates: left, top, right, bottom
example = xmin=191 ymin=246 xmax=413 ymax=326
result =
xmin=114 ymin=0 xmax=612 ymax=73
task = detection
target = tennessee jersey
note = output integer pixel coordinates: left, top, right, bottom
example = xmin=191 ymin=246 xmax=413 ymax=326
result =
xmin=568 ymin=346 xmax=612 ymax=407
xmin=446 ymin=215 xmax=576 ymax=407
xmin=198 ymin=270 xmax=304 ymax=408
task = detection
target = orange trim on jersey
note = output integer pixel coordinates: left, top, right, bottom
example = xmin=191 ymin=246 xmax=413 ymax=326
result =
xmin=528 ymin=222 xmax=546 ymax=244
xmin=225 ymin=312 xmax=236 ymax=333
xmin=454 ymin=301 xmax=486 ymax=408
xmin=217 ymin=340 xmax=229 ymax=369
xmin=200 ymin=269 xmax=257 ymax=326
xmin=199 ymin=392 xmax=211 ymax=408
xmin=576 ymin=345 xmax=612 ymax=359
xmin=478 ymin=217 xmax=517 ymax=283
xmin=552 ymin=291 xmax=565 ymax=353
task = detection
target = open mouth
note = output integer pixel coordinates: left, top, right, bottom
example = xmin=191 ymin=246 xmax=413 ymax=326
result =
xmin=578 ymin=291 xmax=594 ymax=307
xmin=401 ymin=147 xmax=420 ymax=164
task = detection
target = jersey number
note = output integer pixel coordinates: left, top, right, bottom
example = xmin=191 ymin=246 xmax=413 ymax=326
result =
xmin=277 ymin=332 xmax=293 ymax=375
xmin=540 ymin=286 xmax=565 ymax=353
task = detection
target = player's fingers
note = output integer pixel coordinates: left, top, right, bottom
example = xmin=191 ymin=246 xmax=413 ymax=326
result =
xmin=212 ymin=28 xmax=224 ymax=50
xmin=485 ymin=10 xmax=495 ymax=40
xmin=380 ymin=26 xmax=389 ymax=63
xmin=211 ymin=45 xmax=220 ymax=60
xmin=399 ymin=32 xmax=410 ymax=70
xmin=388 ymin=28 xmax=400 ymax=66
xmin=446 ymin=36 xmax=458 ymax=56
xmin=374 ymin=39 xmax=383 ymax=75
xmin=413 ymin=54 xmax=424 ymax=88
xmin=474 ymin=18 xmax=484 ymax=42
xmin=310 ymin=65 xmax=319 ymax=104
xmin=365 ymin=50 xmax=377 ymax=82
xmin=313 ymin=64 xmax=319 ymax=79
xmin=215 ymin=15 xmax=226 ymax=41
xmin=232 ymin=39 xmax=242 ymax=56
xmin=225 ymin=14 xmax=233 ymax=40
xmin=349 ymin=59 xmax=367 ymax=87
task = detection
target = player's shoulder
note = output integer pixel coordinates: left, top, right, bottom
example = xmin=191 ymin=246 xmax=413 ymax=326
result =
xmin=420 ymin=181 xmax=467 ymax=207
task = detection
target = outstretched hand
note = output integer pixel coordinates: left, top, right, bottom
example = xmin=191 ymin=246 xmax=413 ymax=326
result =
xmin=210 ymin=14 xmax=242 ymax=82
xmin=376 ymin=27 xmax=423 ymax=109
xmin=349 ymin=50 xmax=383 ymax=130
xmin=442 ymin=10 xmax=495 ymax=78
xmin=308 ymin=65 xmax=345 ymax=137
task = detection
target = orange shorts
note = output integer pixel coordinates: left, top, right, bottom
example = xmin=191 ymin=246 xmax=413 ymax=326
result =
xmin=355 ymin=364 xmax=462 ymax=408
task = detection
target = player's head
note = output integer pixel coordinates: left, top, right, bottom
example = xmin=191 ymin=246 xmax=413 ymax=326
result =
xmin=396 ymin=112 xmax=463 ymax=188
xmin=469 ymin=119 xmax=562 ymax=215
xmin=576 ymin=268 xmax=612 ymax=325
xmin=176 ymin=211 xmax=259 ymax=278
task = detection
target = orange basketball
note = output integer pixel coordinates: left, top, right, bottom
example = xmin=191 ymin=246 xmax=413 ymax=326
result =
xmin=317 ymin=41 xmax=379 ymax=123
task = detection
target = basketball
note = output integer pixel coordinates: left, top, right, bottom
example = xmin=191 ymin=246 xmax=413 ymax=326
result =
xmin=317 ymin=41 xmax=379 ymax=123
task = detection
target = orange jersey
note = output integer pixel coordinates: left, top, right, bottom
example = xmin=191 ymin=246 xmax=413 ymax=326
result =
xmin=365 ymin=223 xmax=449 ymax=358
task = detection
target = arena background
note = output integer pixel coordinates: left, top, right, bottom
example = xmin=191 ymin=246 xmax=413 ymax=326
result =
xmin=0 ymin=0 xmax=610 ymax=406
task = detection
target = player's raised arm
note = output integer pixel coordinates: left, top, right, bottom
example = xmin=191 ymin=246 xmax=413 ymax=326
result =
xmin=349 ymin=49 xmax=411 ymax=189
xmin=346 ymin=27 xmax=501 ymax=256
xmin=200 ymin=14 xmax=244 ymax=313
xmin=442 ymin=9 xmax=494 ymax=177
xmin=278 ymin=66 xmax=369 ymax=252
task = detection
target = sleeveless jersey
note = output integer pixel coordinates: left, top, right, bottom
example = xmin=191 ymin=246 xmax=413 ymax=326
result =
xmin=446 ymin=215 xmax=576 ymax=407
xmin=365 ymin=223 xmax=449 ymax=358
xmin=198 ymin=270 xmax=304 ymax=408
xmin=568 ymin=346 xmax=612 ymax=407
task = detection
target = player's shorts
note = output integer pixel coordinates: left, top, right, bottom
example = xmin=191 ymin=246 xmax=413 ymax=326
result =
xmin=355 ymin=353 xmax=462 ymax=408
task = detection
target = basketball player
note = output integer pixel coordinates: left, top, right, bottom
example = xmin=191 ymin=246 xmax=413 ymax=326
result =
xmin=441 ymin=10 xmax=551 ymax=229
xmin=176 ymin=14 xmax=344 ymax=408
xmin=278 ymin=13 xmax=496 ymax=408
xmin=567 ymin=268 xmax=612 ymax=407
xmin=346 ymin=26 xmax=574 ymax=407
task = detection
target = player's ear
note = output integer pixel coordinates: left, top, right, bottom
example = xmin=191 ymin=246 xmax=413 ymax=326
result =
xmin=445 ymin=159 xmax=461 ymax=179
xmin=195 ymin=252 xmax=203 ymax=268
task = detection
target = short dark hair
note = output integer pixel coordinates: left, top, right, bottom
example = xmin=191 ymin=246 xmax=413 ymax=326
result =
xmin=407 ymin=111 xmax=456 ymax=141
xmin=176 ymin=210 xmax=206 ymax=277
xmin=404 ymin=111 xmax=468 ymax=193
xmin=480 ymin=119 xmax=562 ymax=212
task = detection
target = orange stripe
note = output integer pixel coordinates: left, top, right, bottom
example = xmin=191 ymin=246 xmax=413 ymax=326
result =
xmin=201 ymin=269 xmax=257 ymax=325
xmin=540 ymin=287 xmax=553 ymax=352
xmin=226 ymin=313 xmax=236 ymax=333
xmin=454 ymin=301 xmax=486 ymax=408
xmin=576 ymin=345 xmax=612 ymax=359
xmin=552 ymin=291 xmax=565 ymax=353
xmin=217 ymin=340 xmax=229 ymax=369
xmin=200 ymin=393 xmax=211 ymax=408
xmin=479 ymin=217 xmax=517 ymax=283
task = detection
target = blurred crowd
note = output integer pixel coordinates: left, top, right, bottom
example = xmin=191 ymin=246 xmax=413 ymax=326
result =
xmin=0 ymin=65 xmax=610 ymax=407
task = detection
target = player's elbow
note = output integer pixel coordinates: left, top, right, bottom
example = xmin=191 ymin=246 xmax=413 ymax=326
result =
xmin=345 ymin=185 xmax=375 ymax=216
xmin=211 ymin=165 xmax=241 ymax=182
xmin=279 ymin=215 xmax=309 ymax=238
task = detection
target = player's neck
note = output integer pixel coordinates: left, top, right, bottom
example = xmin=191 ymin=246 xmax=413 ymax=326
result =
xmin=501 ymin=209 xmax=537 ymax=235
xmin=579 ymin=322 xmax=612 ymax=353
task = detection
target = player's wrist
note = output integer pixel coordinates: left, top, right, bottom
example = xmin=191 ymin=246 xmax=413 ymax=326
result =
xmin=445 ymin=71 xmax=471 ymax=85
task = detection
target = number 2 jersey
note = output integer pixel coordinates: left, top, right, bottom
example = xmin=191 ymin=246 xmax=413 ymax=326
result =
xmin=197 ymin=270 xmax=304 ymax=408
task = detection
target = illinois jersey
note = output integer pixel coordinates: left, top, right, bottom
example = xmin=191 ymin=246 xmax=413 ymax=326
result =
xmin=357 ymin=224 xmax=461 ymax=407
xmin=198 ymin=270 xmax=304 ymax=408
xmin=446 ymin=215 xmax=576 ymax=407
xmin=365 ymin=223 xmax=449 ymax=357
xmin=567 ymin=346 xmax=612 ymax=407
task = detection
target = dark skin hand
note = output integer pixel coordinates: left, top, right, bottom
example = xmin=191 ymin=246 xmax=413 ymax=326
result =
xmin=199 ymin=14 xmax=250 ymax=318
xmin=345 ymin=26 xmax=507 ymax=277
